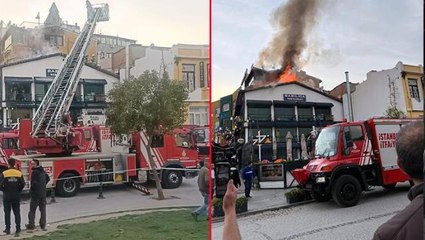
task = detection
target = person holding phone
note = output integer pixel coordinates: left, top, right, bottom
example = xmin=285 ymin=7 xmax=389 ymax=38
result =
xmin=222 ymin=179 xmax=241 ymax=240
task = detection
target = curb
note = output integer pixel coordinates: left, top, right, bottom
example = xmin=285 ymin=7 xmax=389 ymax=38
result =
xmin=212 ymin=200 xmax=314 ymax=223
xmin=49 ymin=205 xmax=200 ymax=225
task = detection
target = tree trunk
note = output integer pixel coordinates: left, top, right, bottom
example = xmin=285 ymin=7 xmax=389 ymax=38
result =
xmin=145 ymin=133 xmax=165 ymax=200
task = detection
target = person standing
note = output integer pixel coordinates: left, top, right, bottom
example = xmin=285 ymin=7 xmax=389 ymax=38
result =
xmin=0 ymin=159 xmax=25 ymax=236
xmin=191 ymin=159 xmax=209 ymax=221
xmin=372 ymin=121 xmax=423 ymax=239
xmin=26 ymin=159 xmax=50 ymax=231
xmin=242 ymin=162 xmax=254 ymax=198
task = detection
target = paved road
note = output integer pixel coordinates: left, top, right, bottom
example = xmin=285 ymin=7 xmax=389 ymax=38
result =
xmin=212 ymin=183 xmax=412 ymax=240
xmin=0 ymin=178 xmax=202 ymax=228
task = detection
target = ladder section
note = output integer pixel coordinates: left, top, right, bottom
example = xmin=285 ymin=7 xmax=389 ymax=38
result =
xmin=32 ymin=2 xmax=109 ymax=139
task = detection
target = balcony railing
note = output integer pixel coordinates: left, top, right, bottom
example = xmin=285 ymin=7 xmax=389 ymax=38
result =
xmin=275 ymin=114 xmax=296 ymax=121
xmin=248 ymin=114 xmax=272 ymax=121
xmin=315 ymin=114 xmax=334 ymax=121
xmin=84 ymin=94 xmax=106 ymax=103
xmin=6 ymin=93 xmax=32 ymax=102
xmin=297 ymin=114 xmax=315 ymax=121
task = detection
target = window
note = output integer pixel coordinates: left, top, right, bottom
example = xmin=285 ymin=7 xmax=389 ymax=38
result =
xmin=47 ymin=35 xmax=63 ymax=46
xmin=189 ymin=106 xmax=208 ymax=125
xmin=275 ymin=127 xmax=296 ymax=142
xmin=151 ymin=135 xmax=164 ymax=148
xmin=247 ymin=107 xmax=271 ymax=121
xmin=200 ymin=62 xmax=205 ymax=88
xmin=274 ymin=106 xmax=295 ymax=121
xmin=315 ymin=107 xmax=332 ymax=121
xmin=84 ymin=84 xmax=105 ymax=102
xmin=207 ymin=64 xmax=210 ymax=87
xmin=182 ymin=64 xmax=195 ymax=92
xmin=6 ymin=82 xmax=32 ymax=102
xmin=35 ymin=83 xmax=51 ymax=101
xmin=298 ymin=127 xmax=313 ymax=141
xmin=84 ymin=130 xmax=92 ymax=141
xmin=408 ymin=78 xmax=420 ymax=101
xmin=349 ymin=125 xmax=364 ymax=141
xmin=2 ymin=138 xmax=18 ymax=149
xmin=175 ymin=133 xmax=191 ymax=148
xmin=297 ymin=107 xmax=313 ymax=121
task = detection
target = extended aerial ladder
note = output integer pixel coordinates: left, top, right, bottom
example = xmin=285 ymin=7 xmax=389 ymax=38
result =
xmin=19 ymin=1 xmax=109 ymax=155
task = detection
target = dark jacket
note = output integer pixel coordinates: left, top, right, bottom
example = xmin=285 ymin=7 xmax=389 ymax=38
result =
xmin=242 ymin=165 xmax=254 ymax=181
xmin=0 ymin=168 xmax=25 ymax=200
xmin=372 ymin=182 xmax=423 ymax=240
xmin=30 ymin=166 xmax=50 ymax=198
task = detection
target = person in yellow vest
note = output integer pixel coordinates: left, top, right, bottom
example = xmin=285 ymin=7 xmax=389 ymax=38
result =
xmin=0 ymin=159 xmax=25 ymax=236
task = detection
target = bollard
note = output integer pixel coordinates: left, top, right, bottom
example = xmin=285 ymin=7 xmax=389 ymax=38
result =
xmin=50 ymin=187 xmax=57 ymax=203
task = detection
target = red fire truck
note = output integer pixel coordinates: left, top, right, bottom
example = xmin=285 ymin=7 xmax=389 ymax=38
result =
xmin=2 ymin=122 xmax=199 ymax=197
xmin=292 ymin=118 xmax=420 ymax=207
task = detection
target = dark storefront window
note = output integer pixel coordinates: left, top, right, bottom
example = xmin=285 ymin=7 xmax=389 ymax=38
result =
xmin=275 ymin=127 xmax=297 ymax=143
xmin=84 ymin=84 xmax=105 ymax=102
xmin=315 ymin=107 xmax=332 ymax=121
xmin=35 ymin=82 xmax=51 ymax=101
xmin=6 ymin=82 xmax=32 ymax=102
xmin=248 ymin=128 xmax=272 ymax=140
xmin=248 ymin=106 xmax=271 ymax=121
xmin=298 ymin=127 xmax=313 ymax=141
xmin=297 ymin=107 xmax=313 ymax=121
xmin=275 ymin=106 xmax=295 ymax=121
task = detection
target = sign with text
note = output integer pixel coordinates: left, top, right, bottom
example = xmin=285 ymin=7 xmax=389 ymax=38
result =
xmin=46 ymin=68 xmax=58 ymax=77
xmin=283 ymin=94 xmax=306 ymax=102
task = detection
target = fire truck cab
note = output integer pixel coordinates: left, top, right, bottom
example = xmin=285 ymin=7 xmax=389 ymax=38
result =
xmin=292 ymin=118 xmax=419 ymax=207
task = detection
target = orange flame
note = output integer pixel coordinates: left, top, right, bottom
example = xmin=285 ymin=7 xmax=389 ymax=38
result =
xmin=279 ymin=65 xmax=297 ymax=83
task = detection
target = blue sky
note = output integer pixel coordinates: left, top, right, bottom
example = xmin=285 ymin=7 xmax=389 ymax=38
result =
xmin=212 ymin=0 xmax=423 ymax=101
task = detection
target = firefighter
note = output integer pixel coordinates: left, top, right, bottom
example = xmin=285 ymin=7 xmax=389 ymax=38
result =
xmin=26 ymin=159 xmax=50 ymax=231
xmin=0 ymin=158 xmax=25 ymax=236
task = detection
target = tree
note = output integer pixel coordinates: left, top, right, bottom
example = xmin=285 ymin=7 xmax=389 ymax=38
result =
xmin=106 ymin=70 xmax=189 ymax=200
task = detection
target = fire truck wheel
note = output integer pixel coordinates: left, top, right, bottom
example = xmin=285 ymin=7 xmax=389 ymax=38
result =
xmin=161 ymin=170 xmax=182 ymax=189
xmin=57 ymin=173 xmax=80 ymax=197
xmin=332 ymin=175 xmax=361 ymax=207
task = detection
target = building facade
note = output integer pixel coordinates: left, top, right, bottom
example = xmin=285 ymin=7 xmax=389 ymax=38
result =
xmin=0 ymin=4 xmax=97 ymax=65
xmin=131 ymin=44 xmax=210 ymax=126
xmin=233 ymin=67 xmax=343 ymax=161
xmin=347 ymin=61 xmax=424 ymax=121
xmin=0 ymin=53 xmax=119 ymax=128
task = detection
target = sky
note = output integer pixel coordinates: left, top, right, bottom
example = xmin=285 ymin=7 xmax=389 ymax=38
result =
xmin=212 ymin=0 xmax=423 ymax=101
xmin=0 ymin=0 xmax=209 ymax=47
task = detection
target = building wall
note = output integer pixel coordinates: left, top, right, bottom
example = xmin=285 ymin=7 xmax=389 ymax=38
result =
xmin=348 ymin=62 xmax=421 ymax=121
xmin=241 ymin=83 xmax=342 ymax=160
xmin=400 ymin=63 xmax=424 ymax=117
xmin=245 ymin=84 xmax=343 ymax=121
xmin=1 ymin=55 xmax=119 ymax=126
xmin=130 ymin=46 xmax=175 ymax=78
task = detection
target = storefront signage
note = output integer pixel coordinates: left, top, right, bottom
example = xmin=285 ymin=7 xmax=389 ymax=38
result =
xmin=283 ymin=94 xmax=306 ymax=102
xmin=46 ymin=69 xmax=58 ymax=77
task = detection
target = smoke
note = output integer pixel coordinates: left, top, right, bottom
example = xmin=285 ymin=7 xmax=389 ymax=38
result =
xmin=257 ymin=0 xmax=324 ymax=70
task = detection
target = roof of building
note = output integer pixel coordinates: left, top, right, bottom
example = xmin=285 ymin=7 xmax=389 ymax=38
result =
xmin=0 ymin=53 xmax=119 ymax=79
xmin=243 ymin=80 xmax=342 ymax=103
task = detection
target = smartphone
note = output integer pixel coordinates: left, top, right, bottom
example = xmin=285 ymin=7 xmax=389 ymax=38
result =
xmin=214 ymin=162 xmax=231 ymax=198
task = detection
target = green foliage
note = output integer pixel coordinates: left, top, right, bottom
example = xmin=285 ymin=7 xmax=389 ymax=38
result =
xmin=106 ymin=70 xmax=189 ymax=135
xmin=23 ymin=210 xmax=208 ymax=240
xmin=212 ymin=196 xmax=248 ymax=208
xmin=284 ymin=187 xmax=309 ymax=200
xmin=384 ymin=106 xmax=406 ymax=118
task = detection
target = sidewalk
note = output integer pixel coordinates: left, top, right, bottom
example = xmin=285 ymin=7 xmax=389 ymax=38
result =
xmin=212 ymin=185 xmax=314 ymax=222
